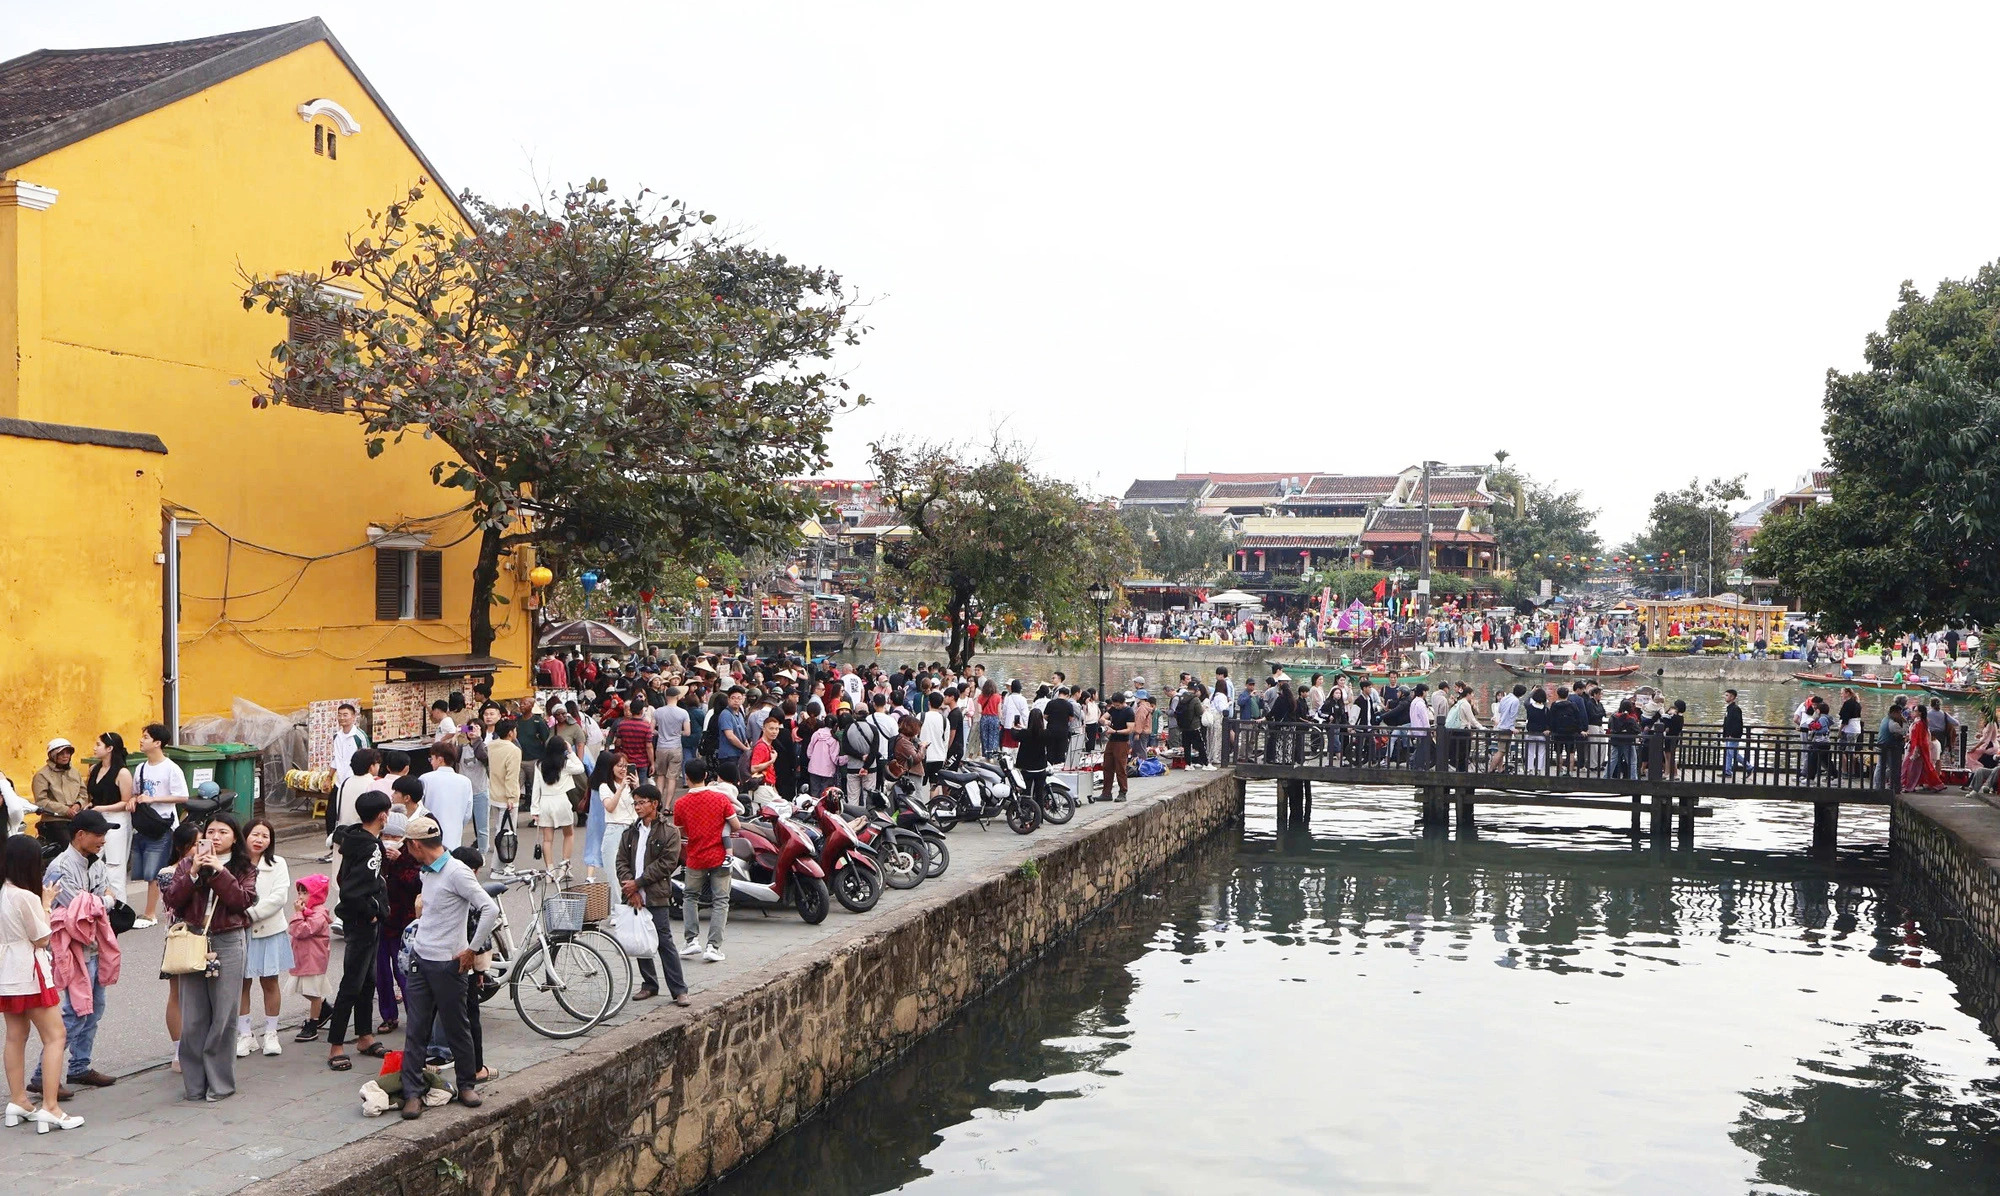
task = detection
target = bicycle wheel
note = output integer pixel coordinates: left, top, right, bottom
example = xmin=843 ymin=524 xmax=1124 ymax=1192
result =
xmin=479 ymin=924 xmax=515 ymax=1005
xmin=576 ymin=928 xmax=634 ymax=1018
xmin=510 ymin=939 xmax=611 ymax=1039
xmin=548 ymin=938 xmax=617 ymax=1023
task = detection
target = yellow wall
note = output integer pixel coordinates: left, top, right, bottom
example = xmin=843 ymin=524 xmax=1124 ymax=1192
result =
xmin=3 ymin=40 xmax=533 ymax=728
xmin=0 ymin=433 xmax=163 ymax=766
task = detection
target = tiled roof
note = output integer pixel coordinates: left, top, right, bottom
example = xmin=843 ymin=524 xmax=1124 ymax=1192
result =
xmin=1206 ymin=481 xmax=1284 ymax=499
xmin=1412 ymin=476 xmax=1492 ymax=504
xmin=0 ymin=26 xmax=285 ymax=148
xmin=1367 ymin=507 xmax=1472 ymax=532
xmin=1361 ymin=529 xmax=1496 ymax=545
xmin=1123 ymin=478 xmax=1206 ymax=502
xmin=0 ymin=19 xmax=458 ymax=201
xmin=1240 ymin=533 xmax=1356 ymax=549
xmin=1301 ymin=474 xmax=1404 ymax=499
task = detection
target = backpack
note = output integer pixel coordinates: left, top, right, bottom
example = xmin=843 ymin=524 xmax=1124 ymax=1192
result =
xmin=699 ymin=712 xmax=723 ymax=759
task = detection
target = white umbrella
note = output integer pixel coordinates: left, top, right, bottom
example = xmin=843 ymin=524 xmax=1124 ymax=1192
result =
xmin=1205 ymin=589 xmax=1260 ymax=607
xmin=541 ymin=619 xmax=640 ymax=649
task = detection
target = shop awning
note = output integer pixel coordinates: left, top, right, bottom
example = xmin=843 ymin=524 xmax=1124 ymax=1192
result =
xmin=368 ymin=654 xmax=516 ymax=681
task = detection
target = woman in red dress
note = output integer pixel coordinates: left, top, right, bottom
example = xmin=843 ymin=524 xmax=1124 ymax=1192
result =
xmin=1903 ymin=706 xmax=1947 ymax=793
xmin=2 ymin=834 xmax=83 ymax=1131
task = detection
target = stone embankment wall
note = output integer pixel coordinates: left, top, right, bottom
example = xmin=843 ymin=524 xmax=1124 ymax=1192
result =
xmin=850 ymin=635 xmax=1849 ymax=687
xmin=255 ymin=771 xmax=1241 ymax=1196
xmin=1892 ymin=793 xmax=2000 ymax=1039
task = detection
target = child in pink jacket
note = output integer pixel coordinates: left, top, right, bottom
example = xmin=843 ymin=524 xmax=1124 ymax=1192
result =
xmin=287 ymin=874 xmax=333 ymax=1040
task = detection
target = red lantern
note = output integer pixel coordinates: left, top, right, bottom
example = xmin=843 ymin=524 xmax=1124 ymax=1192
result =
xmin=968 ymin=622 xmax=981 ymax=637
xmin=916 ymin=605 xmax=931 ymax=619
xmin=639 ymin=588 xmax=653 ymax=603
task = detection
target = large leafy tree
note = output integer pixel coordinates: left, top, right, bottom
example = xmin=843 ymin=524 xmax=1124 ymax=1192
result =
xmin=1759 ymin=266 xmax=2000 ymax=634
xmin=871 ymin=439 xmax=1135 ymax=669
xmin=1119 ymin=502 xmax=1233 ymax=594
xmin=242 ymin=179 xmax=861 ymax=654
xmin=1619 ymin=475 xmax=1746 ymax=593
xmin=1488 ymin=460 xmax=1602 ymax=591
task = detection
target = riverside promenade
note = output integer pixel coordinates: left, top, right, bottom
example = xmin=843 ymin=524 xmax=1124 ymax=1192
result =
xmin=28 ymin=769 xmax=1229 ymax=1196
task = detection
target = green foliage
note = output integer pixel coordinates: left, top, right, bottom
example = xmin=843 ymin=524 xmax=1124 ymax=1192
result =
xmin=1488 ymin=466 xmax=1601 ymax=590
xmin=1620 ymin=475 xmax=1747 ymax=592
xmin=1758 ymin=267 xmax=2000 ymax=633
xmin=242 ymin=178 xmax=861 ymax=652
xmin=1018 ymin=859 xmax=1041 ymax=881
xmin=1294 ymin=567 xmax=1471 ymax=601
xmin=1120 ymin=502 xmax=1233 ymax=591
xmin=871 ymin=438 xmax=1136 ymax=669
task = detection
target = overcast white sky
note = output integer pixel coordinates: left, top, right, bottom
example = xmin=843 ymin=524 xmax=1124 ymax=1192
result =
xmin=10 ymin=3 xmax=1996 ymax=541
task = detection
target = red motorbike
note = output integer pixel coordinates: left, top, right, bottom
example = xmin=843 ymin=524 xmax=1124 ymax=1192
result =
xmin=797 ymin=792 xmax=884 ymax=913
xmin=672 ymin=800 xmax=830 ymax=924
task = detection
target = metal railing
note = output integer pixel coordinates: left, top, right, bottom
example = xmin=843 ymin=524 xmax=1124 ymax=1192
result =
xmin=1221 ymin=719 xmax=1963 ymax=793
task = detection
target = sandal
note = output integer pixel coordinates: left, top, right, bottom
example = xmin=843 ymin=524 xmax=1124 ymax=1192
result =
xmin=327 ymin=1055 xmax=353 ymax=1072
xmin=475 ymin=1067 xmax=495 ymax=1083
xmin=356 ymin=1041 xmax=390 ymax=1058
xmin=374 ymin=1020 xmax=399 ymax=1033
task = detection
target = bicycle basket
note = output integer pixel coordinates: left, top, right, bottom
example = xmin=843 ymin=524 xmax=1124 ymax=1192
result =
xmin=563 ymin=881 xmax=612 ymax=924
xmin=542 ymin=895 xmax=587 ymax=934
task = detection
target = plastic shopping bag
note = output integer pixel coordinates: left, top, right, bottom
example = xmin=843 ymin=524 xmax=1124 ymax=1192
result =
xmin=610 ymin=903 xmax=660 ymax=957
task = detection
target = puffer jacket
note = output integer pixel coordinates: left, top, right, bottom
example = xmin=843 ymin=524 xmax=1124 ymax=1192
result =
xmin=246 ymin=854 xmax=293 ymax=940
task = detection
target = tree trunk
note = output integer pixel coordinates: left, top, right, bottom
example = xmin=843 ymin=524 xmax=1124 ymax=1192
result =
xmin=469 ymin=524 xmax=503 ymax=657
xmin=947 ymin=585 xmax=975 ymax=671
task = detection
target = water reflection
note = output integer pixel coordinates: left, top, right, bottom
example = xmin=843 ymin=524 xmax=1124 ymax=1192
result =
xmin=711 ymin=783 xmax=2000 ymax=1195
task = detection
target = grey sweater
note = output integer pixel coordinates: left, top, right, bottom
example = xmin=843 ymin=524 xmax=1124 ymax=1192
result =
xmin=408 ymin=856 xmax=499 ymax=961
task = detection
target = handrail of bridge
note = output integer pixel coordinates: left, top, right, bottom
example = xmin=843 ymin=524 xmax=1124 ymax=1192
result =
xmin=1219 ymin=718 xmax=1963 ymax=794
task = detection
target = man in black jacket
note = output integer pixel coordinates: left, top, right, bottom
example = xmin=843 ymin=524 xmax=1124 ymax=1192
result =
xmin=1042 ymin=688 xmax=1075 ymax=770
xmin=1722 ymin=689 xmax=1746 ymax=779
xmin=324 ymin=791 xmax=391 ymax=1069
xmin=1548 ymin=686 xmax=1583 ymax=772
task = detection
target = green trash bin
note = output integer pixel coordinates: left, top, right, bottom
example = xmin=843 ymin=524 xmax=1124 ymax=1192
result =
xmin=164 ymin=743 xmax=262 ymax=821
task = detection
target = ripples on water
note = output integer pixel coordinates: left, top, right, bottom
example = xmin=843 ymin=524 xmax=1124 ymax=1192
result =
xmin=713 ymin=772 xmax=2000 ymax=1196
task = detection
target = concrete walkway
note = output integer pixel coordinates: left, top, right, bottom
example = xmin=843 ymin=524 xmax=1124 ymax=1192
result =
xmin=25 ymin=769 xmax=1204 ymax=1196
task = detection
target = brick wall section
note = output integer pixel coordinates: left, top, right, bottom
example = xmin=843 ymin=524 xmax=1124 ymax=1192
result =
xmin=250 ymin=771 xmax=1242 ymax=1196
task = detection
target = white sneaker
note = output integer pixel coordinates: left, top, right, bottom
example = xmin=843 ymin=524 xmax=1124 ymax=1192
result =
xmin=678 ymin=938 xmax=705 ymax=958
xmin=235 ymin=1036 xmax=253 ymax=1058
xmin=263 ymin=1035 xmax=282 ymax=1057
xmin=131 ymin=917 xmax=157 ymax=930
xmin=703 ymin=944 xmax=725 ymax=964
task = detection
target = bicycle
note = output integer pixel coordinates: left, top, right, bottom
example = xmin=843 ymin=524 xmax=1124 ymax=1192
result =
xmin=478 ymin=857 xmax=617 ymax=1039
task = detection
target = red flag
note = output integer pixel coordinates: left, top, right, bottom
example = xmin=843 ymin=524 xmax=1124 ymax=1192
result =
xmin=1372 ymin=578 xmax=1388 ymax=602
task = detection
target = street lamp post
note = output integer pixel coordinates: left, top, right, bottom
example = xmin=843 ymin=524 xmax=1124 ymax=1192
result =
xmin=1088 ymin=581 xmax=1114 ymax=698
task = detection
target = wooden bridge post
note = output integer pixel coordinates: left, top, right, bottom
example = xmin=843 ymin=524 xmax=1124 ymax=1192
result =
xmin=1649 ymin=792 xmax=1673 ymax=839
xmin=1419 ymin=786 xmax=1449 ymax=830
xmin=1676 ymin=796 xmax=1696 ymax=847
xmin=1812 ymin=801 xmax=1837 ymax=856
xmin=1455 ymin=788 xmax=1475 ymax=832
xmin=1233 ymin=775 xmax=1247 ymax=824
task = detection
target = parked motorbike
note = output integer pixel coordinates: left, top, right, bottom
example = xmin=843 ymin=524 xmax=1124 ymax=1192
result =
xmin=792 ymin=791 xmax=884 ymax=913
xmin=964 ymin=756 xmax=1075 ymax=825
xmin=671 ymin=801 xmax=830 ymax=924
xmin=930 ymin=764 xmax=1041 ymax=835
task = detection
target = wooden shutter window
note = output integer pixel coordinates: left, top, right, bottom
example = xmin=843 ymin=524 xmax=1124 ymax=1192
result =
xmin=416 ymin=551 xmax=444 ymax=621
xmin=375 ymin=549 xmax=404 ymax=621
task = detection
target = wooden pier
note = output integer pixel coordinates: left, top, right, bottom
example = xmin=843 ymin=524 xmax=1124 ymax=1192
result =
xmin=1224 ymin=719 xmax=1909 ymax=854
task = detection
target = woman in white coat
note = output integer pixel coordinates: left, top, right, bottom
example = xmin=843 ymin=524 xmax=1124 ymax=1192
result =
xmin=236 ymin=819 xmax=293 ymax=1057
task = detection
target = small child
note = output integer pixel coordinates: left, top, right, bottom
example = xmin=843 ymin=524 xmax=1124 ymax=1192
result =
xmin=288 ymin=874 xmax=333 ymax=1040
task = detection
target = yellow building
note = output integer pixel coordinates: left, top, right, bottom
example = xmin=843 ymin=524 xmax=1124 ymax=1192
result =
xmin=0 ymin=20 xmax=533 ymax=768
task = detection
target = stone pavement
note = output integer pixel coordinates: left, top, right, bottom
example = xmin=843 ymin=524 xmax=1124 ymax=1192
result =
xmin=21 ymin=768 xmax=1201 ymax=1195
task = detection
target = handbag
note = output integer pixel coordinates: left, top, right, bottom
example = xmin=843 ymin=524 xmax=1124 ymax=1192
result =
xmin=160 ymin=886 xmax=219 ymax=976
xmin=494 ymin=806 xmax=518 ymax=866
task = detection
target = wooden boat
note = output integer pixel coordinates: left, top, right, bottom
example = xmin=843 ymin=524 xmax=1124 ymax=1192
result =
xmin=1793 ymin=671 xmax=1932 ymax=695
xmin=1498 ymin=660 xmax=1642 ymax=679
xmin=1920 ymin=681 xmax=1983 ymax=703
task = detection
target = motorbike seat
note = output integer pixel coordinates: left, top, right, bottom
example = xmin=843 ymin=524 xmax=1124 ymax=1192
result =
xmin=842 ymin=803 xmax=872 ymax=820
xmin=937 ymin=769 xmax=983 ymax=786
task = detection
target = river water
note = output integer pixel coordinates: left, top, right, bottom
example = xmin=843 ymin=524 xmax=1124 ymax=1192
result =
xmin=713 ymin=680 xmax=2000 ymax=1195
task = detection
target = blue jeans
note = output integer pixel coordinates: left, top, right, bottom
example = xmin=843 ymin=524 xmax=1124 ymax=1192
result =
xmin=471 ymin=790 xmax=490 ymax=854
xmin=34 ymin=952 xmax=105 ymax=1082
xmin=583 ymin=789 xmax=607 ymax=868
xmin=1723 ymin=740 xmax=1743 ymax=778
xmin=980 ymin=714 xmax=1001 ymax=755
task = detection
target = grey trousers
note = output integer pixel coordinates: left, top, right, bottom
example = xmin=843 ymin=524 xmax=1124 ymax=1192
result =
xmin=403 ymin=956 xmax=477 ymax=1093
xmin=178 ymin=928 xmax=247 ymax=1100
xmin=682 ymin=866 xmax=731 ymax=946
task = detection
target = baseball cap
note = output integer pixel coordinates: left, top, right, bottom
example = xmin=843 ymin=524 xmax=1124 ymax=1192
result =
xmin=402 ymin=813 xmax=441 ymax=840
xmin=46 ymin=738 xmax=73 ymax=755
xmin=70 ymin=809 xmax=110 ymax=836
